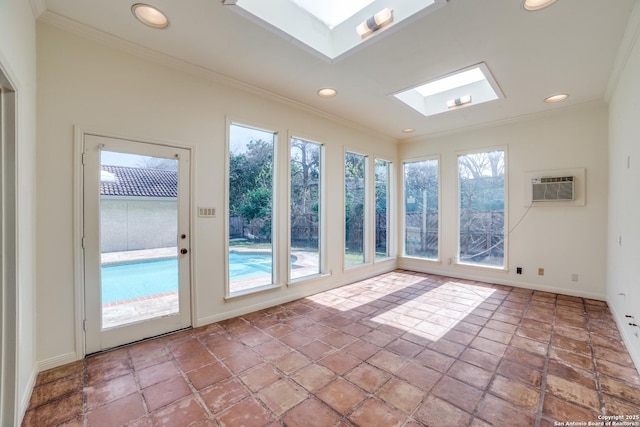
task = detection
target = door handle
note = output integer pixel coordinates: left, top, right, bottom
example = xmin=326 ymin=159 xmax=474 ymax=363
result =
xmin=180 ymin=248 xmax=188 ymax=255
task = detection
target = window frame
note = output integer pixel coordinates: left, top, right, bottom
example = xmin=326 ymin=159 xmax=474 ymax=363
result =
xmin=455 ymin=146 xmax=508 ymax=270
xmin=343 ymin=149 xmax=370 ymax=270
xmin=225 ymin=120 xmax=280 ymax=299
xmin=287 ymin=133 xmax=326 ymax=284
xmin=374 ymin=157 xmax=394 ymax=261
xmin=401 ymin=155 xmax=441 ymax=262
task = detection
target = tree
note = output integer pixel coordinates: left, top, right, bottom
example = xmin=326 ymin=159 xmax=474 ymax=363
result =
xmin=291 ymin=139 xmax=320 ymax=248
xmin=229 ymin=139 xmax=273 ymax=239
xmin=403 ymin=160 xmax=439 ymax=256
xmin=458 ymin=150 xmax=505 ymax=265
xmin=345 ymin=153 xmax=365 ymax=253
xmin=136 ymin=157 xmax=178 ymax=170
xmin=290 ymin=139 xmax=320 ymax=216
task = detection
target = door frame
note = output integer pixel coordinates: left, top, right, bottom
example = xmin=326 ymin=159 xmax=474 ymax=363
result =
xmin=0 ymin=60 xmax=18 ymax=427
xmin=73 ymin=127 xmax=195 ymax=357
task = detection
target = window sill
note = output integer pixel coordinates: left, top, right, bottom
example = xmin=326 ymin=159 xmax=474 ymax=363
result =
xmin=224 ymin=283 xmax=282 ymax=301
xmin=373 ymin=256 xmax=396 ymax=263
xmin=288 ymin=272 xmax=332 ymax=287
xmin=453 ymin=261 xmax=509 ymax=273
xmin=400 ymin=255 xmax=441 ymax=264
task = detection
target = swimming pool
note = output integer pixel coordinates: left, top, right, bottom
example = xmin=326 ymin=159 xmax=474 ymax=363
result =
xmin=229 ymin=252 xmax=272 ymax=280
xmin=228 ymin=252 xmax=297 ymax=281
xmin=101 ymin=258 xmax=178 ymax=304
xmin=101 ymin=252 xmax=290 ymax=303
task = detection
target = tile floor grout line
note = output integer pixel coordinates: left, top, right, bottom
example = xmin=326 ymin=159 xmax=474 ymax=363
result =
xmin=132 ymin=347 xmax=153 ymax=424
xmin=584 ymin=299 xmax=607 ymax=416
xmin=468 ymin=285 xmax=524 ymax=426
xmin=533 ymin=291 xmax=558 ymax=427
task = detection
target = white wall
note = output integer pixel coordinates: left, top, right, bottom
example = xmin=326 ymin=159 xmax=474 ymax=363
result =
xmin=35 ymin=22 xmax=398 ymax=367
xmin=0 ymin=0 xmax=38 ymax=424
xmin=398 ymin=103 xmax=609 ymax=299
xmin=607 ymin=3 xmax=640 ymax=369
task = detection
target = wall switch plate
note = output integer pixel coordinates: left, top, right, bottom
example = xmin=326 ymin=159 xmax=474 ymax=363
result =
xmin=198 ymin=207 xmax=216 ymax=217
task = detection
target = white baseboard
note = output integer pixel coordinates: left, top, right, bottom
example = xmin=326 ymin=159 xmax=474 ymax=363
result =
xmin=195 ymin=261 xmax=397 ymax=327
xmin=18 ymin=366 xmax=38 ymax=426
xmin=608 ymin=303 xmax=640 ymax=373
xmin=397 ymin=259 xmax=606 ymax=301
xmin=36 ymin=352 xmax=79 ymax=373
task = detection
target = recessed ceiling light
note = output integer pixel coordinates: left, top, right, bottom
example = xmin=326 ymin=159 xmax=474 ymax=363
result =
xmin=544 ymin=93 xmax=569 ymax=103
xmin=317 ymin=88 xmax=337 ymax=98
xmin=402 ymin=128 xmax=415 ymax=133
xmin=132 ymin=3 xmax=169 ymax=29
xmin=523 ymin=0 xmax=557 ymax=11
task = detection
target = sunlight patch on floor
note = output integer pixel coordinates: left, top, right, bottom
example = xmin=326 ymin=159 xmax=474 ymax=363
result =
xmin=371 ymin=281 xmax=495 ymax=341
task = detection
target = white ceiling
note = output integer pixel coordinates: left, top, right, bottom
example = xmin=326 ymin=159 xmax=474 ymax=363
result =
xmin=37 ymin=0 xmax=636 ymax=140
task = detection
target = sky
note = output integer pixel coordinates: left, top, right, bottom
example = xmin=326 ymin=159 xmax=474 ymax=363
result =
xmin=100 ymin=124 xmax=275 ymax=167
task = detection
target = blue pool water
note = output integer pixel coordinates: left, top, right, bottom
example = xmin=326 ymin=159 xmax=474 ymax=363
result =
xmin=229 ymin=252 xmax=273 ymax=281
xmin=101 ymin=258 xmax=178 ymax=304
xmin=228 ymin=252 xmax=297 ymax=282
xmin=102 ymin=252 xmax=289 ymax=303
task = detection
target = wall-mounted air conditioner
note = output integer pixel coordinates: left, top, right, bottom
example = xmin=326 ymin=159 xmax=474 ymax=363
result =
xmin=531 ymin=176 xmax=574 ymax=201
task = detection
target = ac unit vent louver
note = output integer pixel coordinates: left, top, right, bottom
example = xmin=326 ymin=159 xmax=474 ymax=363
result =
xmin=532 ymin=176 xmax=574 ymax=201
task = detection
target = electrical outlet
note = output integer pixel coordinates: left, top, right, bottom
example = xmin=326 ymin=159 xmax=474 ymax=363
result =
xmin=538 ymin=268 xmax=544 ymax=276
xmin=516 ymin=267 xmax=522 ymax=274
xmin=571 ymin=273 xmax=578 ymax=282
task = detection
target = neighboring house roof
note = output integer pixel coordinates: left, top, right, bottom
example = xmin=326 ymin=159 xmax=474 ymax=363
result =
xmin=100 ymin=165 xmax=177 ymax=198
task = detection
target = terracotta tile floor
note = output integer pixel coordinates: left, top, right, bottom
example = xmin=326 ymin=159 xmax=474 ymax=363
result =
xmin=23 ymin=270 xmax=640 ymax=426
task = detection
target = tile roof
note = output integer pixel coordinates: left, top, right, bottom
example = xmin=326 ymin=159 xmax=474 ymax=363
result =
xmin=100 ymin=165 xmax=177 ymax=198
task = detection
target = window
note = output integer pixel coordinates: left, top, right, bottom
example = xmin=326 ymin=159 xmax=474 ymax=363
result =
xmin=458 ymin=149 xmax=505 ymax=268
xmin=290 ymin=137 xmax=322 ymax=280
xmin=375 ymin=159 xmax=391 ymax=259
xmin=403 ymin=158 xmax=439 ymax=260
xmin=345 ymin=152 xmax=367 ymax=268
xmin=228 ymin=124 xmax=276 ymax=294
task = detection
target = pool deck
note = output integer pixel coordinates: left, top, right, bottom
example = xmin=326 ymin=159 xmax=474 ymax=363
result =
xmin=101 ymin=247 xmax=177 ymax=264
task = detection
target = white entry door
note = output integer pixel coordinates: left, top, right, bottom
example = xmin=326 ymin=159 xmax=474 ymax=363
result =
xmin=83 ymin=134 xmax=191 ymax=353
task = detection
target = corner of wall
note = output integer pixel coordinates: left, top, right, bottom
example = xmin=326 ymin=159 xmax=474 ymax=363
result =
xmin=605 ymin=0 xmax=640 ymax=101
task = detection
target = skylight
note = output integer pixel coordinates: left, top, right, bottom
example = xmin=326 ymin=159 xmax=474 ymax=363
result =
xmin=223 ymin=0 xmax=446 ymax=62
xmin=290 ymin=0 xmax=375 ymax=28
xmin=393 ymin=63 xmax=504 ymax=117
xmin=415 ymin=67 xmax=486 ymax=97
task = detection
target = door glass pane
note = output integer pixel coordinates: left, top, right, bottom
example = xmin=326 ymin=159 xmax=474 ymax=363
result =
xmin=458 ymin=150 xmax=505 ymax=267
xmin=404 ymin=159 xmax=439 ymax=260
xmin=290 ymin=138 xmax=321 ymax=280
xmin=375 ymin=159 xmax=390 ymax=259
xmin=100 ymin=151 xmax=179 ymax=328
xmin=345 ymin=152 xmax=367 ymax=268
xmin=228 ymin=124 xmax=275 ymax=294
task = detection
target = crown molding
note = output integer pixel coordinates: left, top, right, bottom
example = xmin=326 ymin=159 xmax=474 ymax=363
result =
xmin=605 ymin=0 xmax=640 ymax=102
xmin=399 ymin=99 xmax=607 ymax=143
xmin=30 ymin=0 xmax=47 ymax=19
